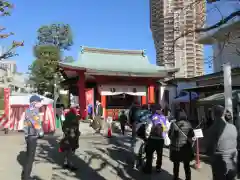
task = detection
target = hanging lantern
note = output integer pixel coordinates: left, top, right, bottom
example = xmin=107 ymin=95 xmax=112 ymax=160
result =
xmin=110 ymin=88 xmax=116 ymax=93
xmin=133 ymin=88 xmax=137 ymax=93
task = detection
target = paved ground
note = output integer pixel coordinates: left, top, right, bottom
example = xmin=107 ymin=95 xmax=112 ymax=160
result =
xmin=0 ymin=125 xmax=212 ymax=180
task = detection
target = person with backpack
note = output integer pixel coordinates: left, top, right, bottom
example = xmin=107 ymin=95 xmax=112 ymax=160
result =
xmin=143 ymin=104 xmax=167 ymax=174
xmin=168 ymin=108 xmax=195 ymax=180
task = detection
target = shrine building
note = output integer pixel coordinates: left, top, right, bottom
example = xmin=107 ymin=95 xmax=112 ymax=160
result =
xmin=59 ymin=46 xmax=177 ymax=119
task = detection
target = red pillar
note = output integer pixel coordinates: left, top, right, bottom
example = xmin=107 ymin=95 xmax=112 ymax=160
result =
xmin=78 ymin=71 xmax=86 ymax=119
xmin=148 ymin=85 xmax=155 ymax=104
xmin=141 ymin=96 xmax=147 ymax=105
xmin=101 ymin=95 xmax=106 ymax=119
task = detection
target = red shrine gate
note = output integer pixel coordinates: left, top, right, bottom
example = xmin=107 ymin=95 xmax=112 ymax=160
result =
xmin=59 ymin=46 xmax=176 ymax=119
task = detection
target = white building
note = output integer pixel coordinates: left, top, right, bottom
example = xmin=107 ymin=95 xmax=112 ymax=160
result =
xmin=158 ymin=78 xmax=196 ymax=108
xmin=198 ymin=18 xmax=240 ymax=72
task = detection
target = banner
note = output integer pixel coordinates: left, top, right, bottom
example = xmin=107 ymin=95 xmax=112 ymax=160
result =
xmin=85 ymin=88 xmax=94 ymax=116
xmin=4 ymin=88 xmax=10 ymax=128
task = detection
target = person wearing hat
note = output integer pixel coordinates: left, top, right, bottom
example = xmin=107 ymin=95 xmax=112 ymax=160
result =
xmin=21 ymin=95 xmax=43 ymax=180
xmin=143 ymin=104 xmax=167 ymax=174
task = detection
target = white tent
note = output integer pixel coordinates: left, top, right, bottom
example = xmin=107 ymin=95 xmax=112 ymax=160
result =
xmin=8 ymin=93 xmax=55 ymax=132
xmin=173 ymin=91 xmax=198 ymax=103
xmin=10 ymin=93 xmax=53 ymax=105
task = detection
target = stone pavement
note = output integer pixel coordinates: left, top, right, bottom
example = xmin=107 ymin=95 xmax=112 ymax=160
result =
xmin=0 ymin=129 xmax=212 ymax=180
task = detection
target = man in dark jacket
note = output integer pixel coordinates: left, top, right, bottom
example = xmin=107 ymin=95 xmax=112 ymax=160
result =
xmin=169 ymin=109 xmax=195 ymax=180
xmin=119 ymin=110 xmax=127 ymax=135
xmin=60 ymin=107 xmax=81 ymax=171
xmin=94 ymin=100 xmax=103 ymax=132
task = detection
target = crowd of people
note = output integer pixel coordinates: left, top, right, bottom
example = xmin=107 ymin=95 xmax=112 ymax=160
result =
xmin=127 ymin=103 xmax=195 ymax=180
xmin=127 ymin=103 xmax=239 ymax=180
xmin=21 ymin=95 xmax=239 ymax=180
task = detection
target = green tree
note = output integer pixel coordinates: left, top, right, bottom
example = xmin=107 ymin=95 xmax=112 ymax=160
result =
xmin=37 ymin=24 xmax=73 ymax=51
xmin=0 ymin=0 xmax=23 ymax=60
xmin=29 ymin=45 xmax=61 ymax=95
xmin=29 ymin=23 xmax=73 ymax=94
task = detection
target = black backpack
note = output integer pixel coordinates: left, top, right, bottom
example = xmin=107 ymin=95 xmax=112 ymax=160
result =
xmin=150 ymin=123 xmax=163 ymax=137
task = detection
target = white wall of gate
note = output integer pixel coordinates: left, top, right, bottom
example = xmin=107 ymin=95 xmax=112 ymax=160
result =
xmin=98 ymin=85 xmax=146 ymax=96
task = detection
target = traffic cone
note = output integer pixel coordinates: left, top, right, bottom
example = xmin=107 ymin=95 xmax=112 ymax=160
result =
xmin=58 ymin=147 xmax=63 ymax=153
xmin=107 ymin=126 xmax=112 ymax=138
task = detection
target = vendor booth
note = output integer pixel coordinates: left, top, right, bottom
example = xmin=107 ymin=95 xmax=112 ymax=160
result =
xmin=9 ymin=93 xmax=55 ymax=133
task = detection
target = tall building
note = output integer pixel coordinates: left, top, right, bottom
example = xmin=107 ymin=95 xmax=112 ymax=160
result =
xmin=150 ymin=0 xmax=206 ymax=78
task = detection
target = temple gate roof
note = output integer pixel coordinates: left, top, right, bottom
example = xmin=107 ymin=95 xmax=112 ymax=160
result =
xmin=59 ymin=46 xmax=177 ymax=77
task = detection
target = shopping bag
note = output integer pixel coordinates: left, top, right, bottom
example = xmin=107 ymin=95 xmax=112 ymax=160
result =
xmin=164 ymin=134 xmax=171 ymax=146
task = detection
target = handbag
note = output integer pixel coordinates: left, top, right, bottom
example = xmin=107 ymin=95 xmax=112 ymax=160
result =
xmin=164 ymin=134 xmax=171 ymax=146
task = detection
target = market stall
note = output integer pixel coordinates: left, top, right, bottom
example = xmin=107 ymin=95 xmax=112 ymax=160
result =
xmin=9 ymin=93 xmax=55 ymax=133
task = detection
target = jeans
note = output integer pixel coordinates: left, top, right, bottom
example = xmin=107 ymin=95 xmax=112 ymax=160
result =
xmin=145 ymin=138 xmax=164 ymax=172
xmin=173 ymin=161 xmax=191 ymax=180
xmin=22 ymin=136 xmax=37 ymax=180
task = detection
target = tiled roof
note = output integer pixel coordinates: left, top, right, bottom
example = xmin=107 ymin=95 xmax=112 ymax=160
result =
xmin=59 ymin=46 xmax=176 ymax=75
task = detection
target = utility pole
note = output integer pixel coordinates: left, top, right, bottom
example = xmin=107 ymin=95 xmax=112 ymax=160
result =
xmin=223 ymin=62 xmax=233 ymax=122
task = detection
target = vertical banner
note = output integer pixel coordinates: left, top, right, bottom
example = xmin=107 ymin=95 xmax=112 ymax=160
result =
xmin=85 ymin=88 xmax=94 ymax=118
xmin=4 ymin=88 xmax=10 ymax=128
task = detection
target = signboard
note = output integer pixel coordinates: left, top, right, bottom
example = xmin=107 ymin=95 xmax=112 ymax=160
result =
xmin=193 ymin=129 xmax=204 ymax=138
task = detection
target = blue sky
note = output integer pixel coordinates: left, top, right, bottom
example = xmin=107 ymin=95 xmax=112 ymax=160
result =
xmin=1 ymin=0 xmax=238 ymax=74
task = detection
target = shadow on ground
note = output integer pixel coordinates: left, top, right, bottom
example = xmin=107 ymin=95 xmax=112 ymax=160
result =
xmin=16 ymin=134 xmax=177 ymax=180
xmin=86 ymin=135 xmax=177 ymax=180
xmin=17 ymin=135 xmax=108 ymax=180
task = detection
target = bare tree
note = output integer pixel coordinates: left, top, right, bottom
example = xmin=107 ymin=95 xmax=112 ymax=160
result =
xmin=0 ymin=0 xmax=23 ymax=60
xmin=173 ymin=0 xmax=240 ymax=68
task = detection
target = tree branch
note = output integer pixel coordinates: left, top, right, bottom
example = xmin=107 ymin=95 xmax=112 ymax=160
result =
xmin=174 ymin=10 xmax=240 ymax=44
xmin=0 ymin=41 xmax=24 ymax=60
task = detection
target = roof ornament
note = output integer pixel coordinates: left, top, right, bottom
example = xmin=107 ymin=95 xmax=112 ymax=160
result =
xmin=142 ymin=50 xmax=146 ymax=57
